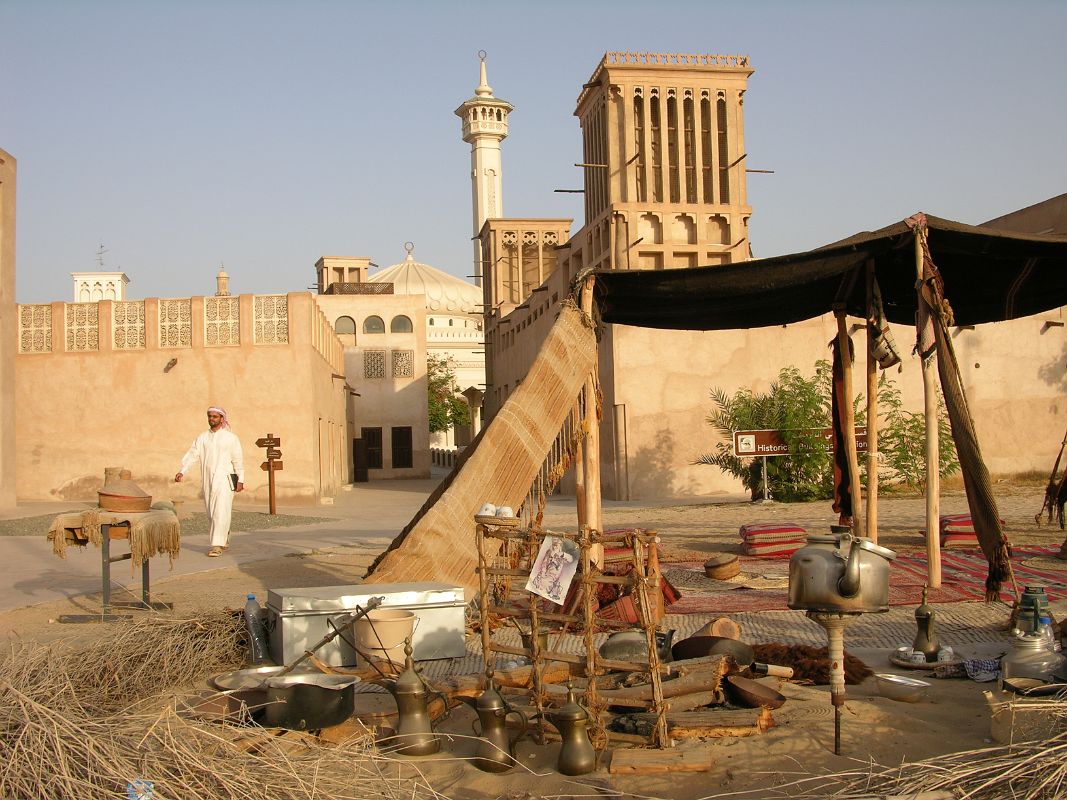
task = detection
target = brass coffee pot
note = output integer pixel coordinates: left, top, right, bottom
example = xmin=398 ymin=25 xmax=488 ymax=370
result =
xmin=465 ymin=673 xmax=528 ymax=772
xmin=549 ymin=683 xmax=596 ymax=776
xmin=911 ymin=585 xmax=940 ymax=662
xmin=375 ymin=640 xmax=439 ymax=756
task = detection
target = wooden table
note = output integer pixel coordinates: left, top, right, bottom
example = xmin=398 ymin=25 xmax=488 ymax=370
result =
xmin=48 ymin=509 xmax=180 ymax=622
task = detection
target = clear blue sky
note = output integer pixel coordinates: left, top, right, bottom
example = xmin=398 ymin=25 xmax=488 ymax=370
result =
xmin=3 ymin=0 xmax=1065 ymax=304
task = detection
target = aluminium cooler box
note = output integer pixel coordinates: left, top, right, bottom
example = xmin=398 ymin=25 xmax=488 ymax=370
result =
xmin=265 ymin=581 xmax=466 ymax=667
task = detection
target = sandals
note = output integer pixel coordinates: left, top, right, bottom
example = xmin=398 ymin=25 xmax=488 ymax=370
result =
xmin=207 ymin=547 xmax=224 ymax=557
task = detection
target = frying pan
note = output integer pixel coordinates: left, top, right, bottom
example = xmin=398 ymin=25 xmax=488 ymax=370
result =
xmin=671 ymin=635 xmax=794 ymax=678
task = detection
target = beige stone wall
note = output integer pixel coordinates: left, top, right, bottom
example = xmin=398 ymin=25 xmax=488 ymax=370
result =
xmin=15 ymin=292 xmax=348 ymax=504
xmin=603 ymin=309 xmax=1067 ymax=500
xmin=314 ymin=293 xmax=430 ymax=478
xmin=0 ymin=150 xmax=15 ymax=509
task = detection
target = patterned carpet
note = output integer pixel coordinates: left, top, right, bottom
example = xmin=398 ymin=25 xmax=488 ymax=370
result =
xmin=662 ymin=546 xmax=1066 ymax=615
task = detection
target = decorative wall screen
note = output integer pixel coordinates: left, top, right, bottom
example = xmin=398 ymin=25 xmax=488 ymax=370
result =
xmin=392 ymin=349 xmax=414 ymax=378
xmin=363 ymin=350 xmax=387 ymax=379
xmin=113 ymin=301 xmax=146 ymax=349
xmin=65 ymin=303 xmax=99 ymax=352
xmin=205 ymin=297 xmax=240 ymax=346
xmin=159 ymin=299 xmax=192 ymax=348
xmin=18 ymin=305 xmax=52 ymax=353
xmin=254 ymin=295 xmax=289 ymax=344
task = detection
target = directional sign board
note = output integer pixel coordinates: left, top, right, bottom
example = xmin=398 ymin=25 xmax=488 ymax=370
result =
xmin=256 ymin=436 xmax=281 ymax=448
xmin=265 ymin=448 xmax=282 ymax=460
xmin=733 ymin=428 xmax=867 ymax=457
xmin=261 ymin=461 xmax=284 ymax=471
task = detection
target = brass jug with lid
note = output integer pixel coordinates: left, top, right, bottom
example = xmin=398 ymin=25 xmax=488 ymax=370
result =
xmin=549 ymin=683 xmax=596 ymax=776
xmin=376 ymin=640 xmax=439 ymax=756
xmin=466 ymin=673 xmax=528 ymax=772
xmin=911 ymin=585 xmax=941 ymax=662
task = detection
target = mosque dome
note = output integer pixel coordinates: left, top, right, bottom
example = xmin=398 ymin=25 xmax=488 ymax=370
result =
xmin=369 ymin=243 xmax=481 ymax=314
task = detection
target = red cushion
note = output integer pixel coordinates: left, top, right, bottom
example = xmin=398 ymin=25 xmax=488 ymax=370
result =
xmin=742 ymin=538 xmax=805 ymax=558
xmin=739 ymin=522 xmax=807 ymax=542
xmin=941 ymin=532 xmax=978 ymax=549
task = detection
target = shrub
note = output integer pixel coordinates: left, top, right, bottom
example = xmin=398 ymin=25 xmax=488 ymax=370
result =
xmin=698 ymin=360 xmax=959 ymax=500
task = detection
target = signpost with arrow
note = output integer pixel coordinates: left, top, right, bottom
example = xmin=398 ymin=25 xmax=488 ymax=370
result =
xmin=256 ymin=434 xmax=283 ymax=514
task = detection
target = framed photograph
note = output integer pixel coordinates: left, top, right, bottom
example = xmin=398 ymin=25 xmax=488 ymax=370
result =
xmin=525 ymin=535 xmax=579 ymax=605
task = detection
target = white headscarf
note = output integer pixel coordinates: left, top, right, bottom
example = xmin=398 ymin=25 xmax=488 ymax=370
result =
xmin=207 ymin=406 xmax=230 ymax=429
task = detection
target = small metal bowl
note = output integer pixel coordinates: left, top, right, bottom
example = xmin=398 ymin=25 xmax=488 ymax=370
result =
xmin=875 ymin=673 xmax=930 ymax=703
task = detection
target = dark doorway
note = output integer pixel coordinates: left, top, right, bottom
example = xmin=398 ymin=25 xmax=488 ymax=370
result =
xmin=391 ymin=426 xmax=413 ymax=469
xmin=352 ymin=438 xmax=369 ymax=483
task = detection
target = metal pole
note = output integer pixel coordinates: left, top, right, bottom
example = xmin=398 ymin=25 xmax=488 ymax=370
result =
xmin=762 ymin=455 xmax=771 ymax=503
xmin=268 ymin=462 xmax=277 ymax=516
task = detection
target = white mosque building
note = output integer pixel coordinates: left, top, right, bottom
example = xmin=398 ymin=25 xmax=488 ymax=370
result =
xmin=369 ymin=243 xmax=485 ymax=449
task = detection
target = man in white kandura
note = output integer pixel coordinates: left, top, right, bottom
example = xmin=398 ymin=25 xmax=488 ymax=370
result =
xmin=175 ymin=406 xmax=245 ymax=557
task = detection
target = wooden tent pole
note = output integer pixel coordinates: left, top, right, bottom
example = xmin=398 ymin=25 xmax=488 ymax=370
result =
xmin=580 ymin=278 xmax=603 ymax=566
xmin=834 ymin=307 xmax=864 ymax=537
xmin=865 ymin=260 xmax=879 ymax=543
xmin=915 ymin=229 xmax=942 ymax=587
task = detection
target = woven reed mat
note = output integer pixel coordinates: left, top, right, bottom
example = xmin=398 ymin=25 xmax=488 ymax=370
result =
xmin=368 ymin=302 xmax=598 ymax=592
xmin=47 ymin=504 xmax=181 ymax=569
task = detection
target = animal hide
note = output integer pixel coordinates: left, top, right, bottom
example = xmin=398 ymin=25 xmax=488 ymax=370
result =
xmin=751 ymin=643 xmax=873 ymax=685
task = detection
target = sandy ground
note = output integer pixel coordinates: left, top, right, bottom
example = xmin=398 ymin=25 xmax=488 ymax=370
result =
xmin=3 ymin=481 xmax=1066 ymax=798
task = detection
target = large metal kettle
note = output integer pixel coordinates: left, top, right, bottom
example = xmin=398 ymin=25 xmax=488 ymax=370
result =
xmin=464 ymin=674 xmax=528 ymax=772
xmin=375 ymin=640 xmax=439 ymax=756
xmin=788 ymin=526 xmax=896 ymax=613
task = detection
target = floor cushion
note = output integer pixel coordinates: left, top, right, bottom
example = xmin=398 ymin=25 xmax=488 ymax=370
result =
xmin=739 ymin=522 xmax=807 ymax=558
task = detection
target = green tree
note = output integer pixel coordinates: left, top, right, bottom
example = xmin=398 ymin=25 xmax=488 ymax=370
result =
xmin=697 ymin=359 xmax=960 ymax=500
xmin=427 ymin=355 xmax=471 ymax=434
xmin=696 ymin=362 xmax=837 ymax=502
xmin=876 ymin=375 xmax=959 ymax=493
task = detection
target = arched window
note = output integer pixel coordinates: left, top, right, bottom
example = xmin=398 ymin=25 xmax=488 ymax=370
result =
xmin=363 ymin=315 xmax=385 ymax=334
xmin=390 ymin=315 xmax=413 ymax=333
xmin=429 ymin=318 xmax=435 ymax=326
xmin=448 ymin=319 xmax=454 ymax=327
xmin=334 ymin=315 xmax=357 ymax=346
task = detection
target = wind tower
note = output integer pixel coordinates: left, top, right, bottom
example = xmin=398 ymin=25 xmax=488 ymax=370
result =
xmin=455 ymin=52 xmax=512 ymax=287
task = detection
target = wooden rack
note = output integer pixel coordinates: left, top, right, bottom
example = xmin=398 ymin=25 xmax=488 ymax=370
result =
xmin=475 ymin=521 xmax=670 ymax=748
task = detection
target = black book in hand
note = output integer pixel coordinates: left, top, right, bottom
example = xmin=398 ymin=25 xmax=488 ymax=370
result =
xmin=229 ymin=474 xmax=239 ymax=490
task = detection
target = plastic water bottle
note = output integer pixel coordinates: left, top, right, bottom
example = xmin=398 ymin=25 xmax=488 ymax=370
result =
xmin=1037 ymin=616 xmax=1061 ymax=652
xmin=243 ymin=593 xmax=272 ymax=664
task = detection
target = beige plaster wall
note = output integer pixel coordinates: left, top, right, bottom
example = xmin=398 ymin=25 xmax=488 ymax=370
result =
xmin=604 ymin=308 xmax=1067 ymax=500
xmin=0 ymin=150 xmax=15 ymax=508
xmin=314 ymin=293 xmax=430 ymax=478
xmin=15 ymin=292 xmax=347 ymax=505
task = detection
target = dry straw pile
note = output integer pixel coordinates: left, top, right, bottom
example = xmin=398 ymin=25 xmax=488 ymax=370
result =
xmin=765 ymin=695 xmax=1067 ymax=800
xmin=0 ymin=612 xmax=447 ymax=800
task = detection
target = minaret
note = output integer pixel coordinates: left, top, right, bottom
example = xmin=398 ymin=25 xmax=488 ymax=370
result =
xmin=215 ymin=264 xmax=231 ymax=296
xmin=455 ymin=51 xmax=512 ymax=287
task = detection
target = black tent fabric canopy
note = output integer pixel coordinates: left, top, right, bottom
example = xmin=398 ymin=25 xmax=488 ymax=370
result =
xmin=593 ymin=214 xmax=1067 ymax=330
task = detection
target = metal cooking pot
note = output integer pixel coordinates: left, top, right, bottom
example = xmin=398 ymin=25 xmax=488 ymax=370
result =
xmin=599 ymin=630 xmax=674 ymax=665
xmin=263 ymin=673 xmax=359 ymax=731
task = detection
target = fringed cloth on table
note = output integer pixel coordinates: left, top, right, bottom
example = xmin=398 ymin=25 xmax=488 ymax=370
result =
xmin=47 ymin=501 xmax=181 ymax=571
xmin=910 ymin=214 xmax=1013 ymax=600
